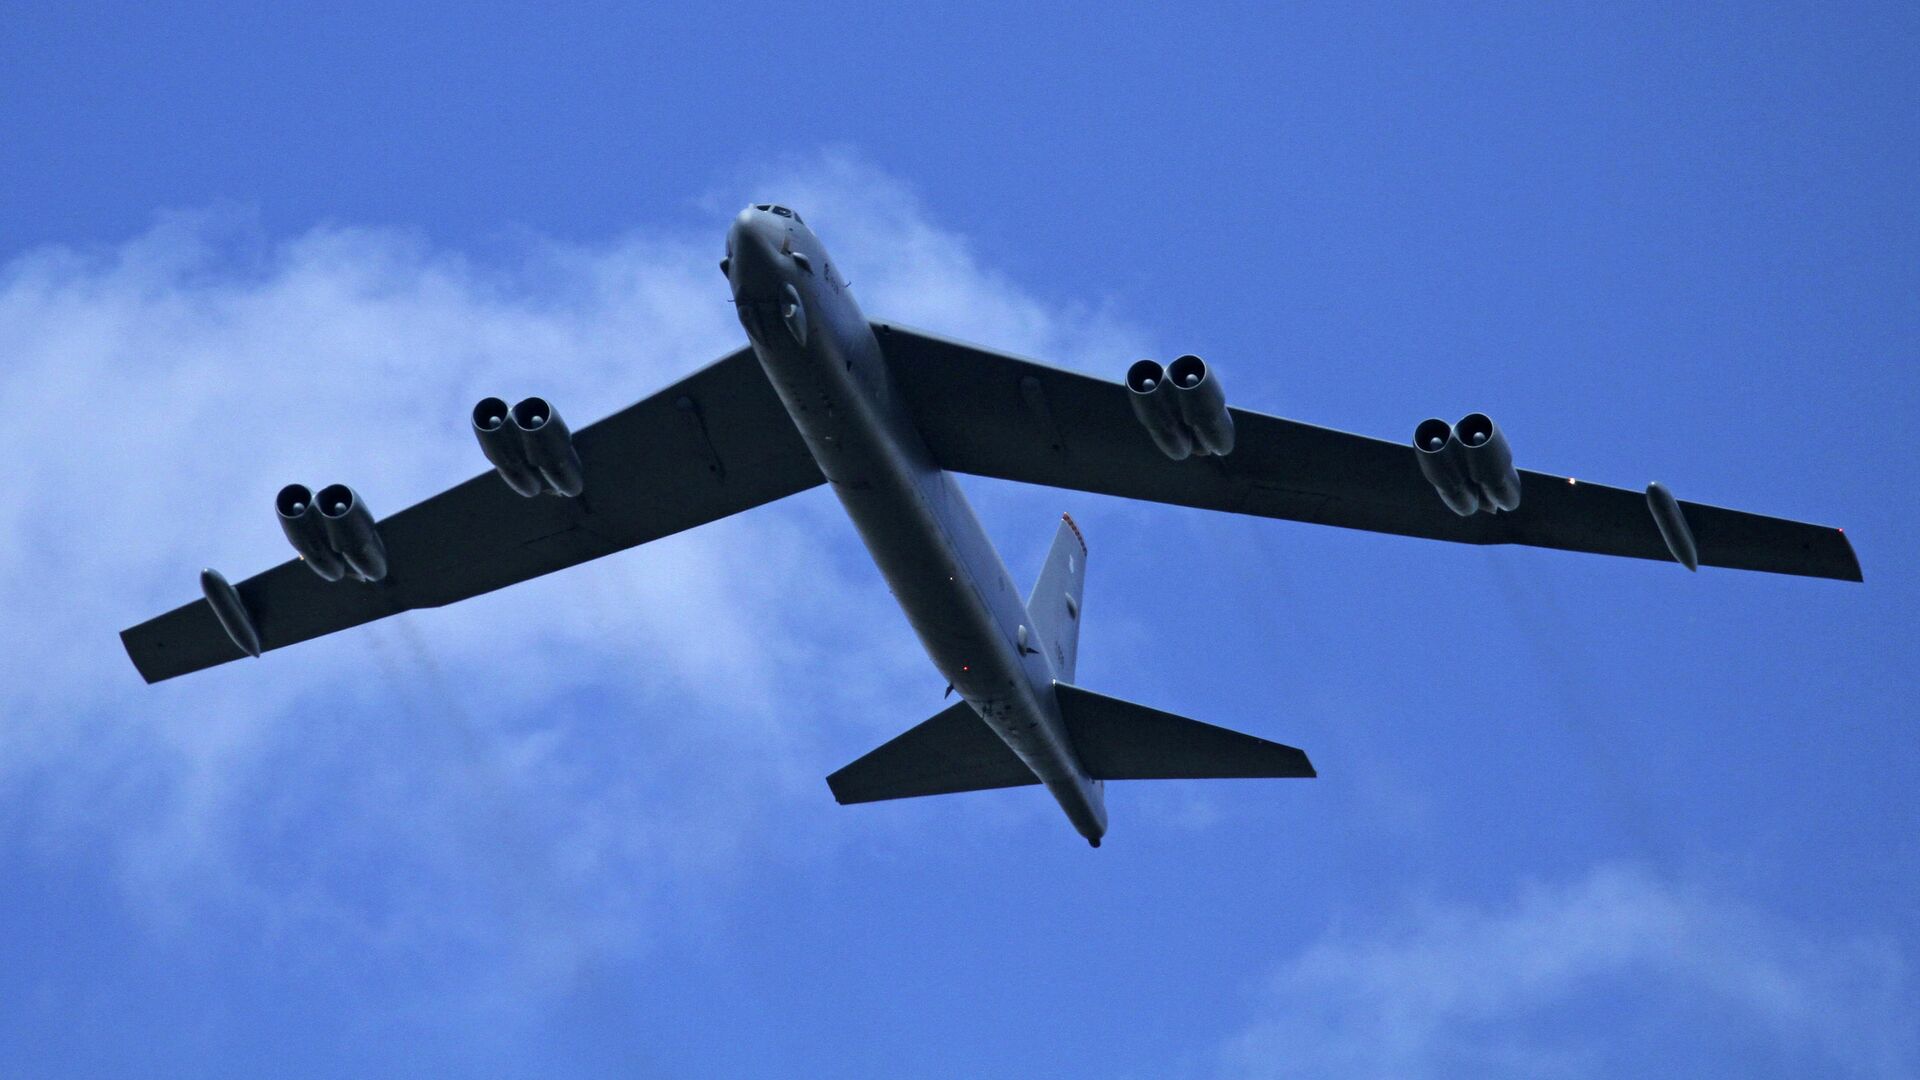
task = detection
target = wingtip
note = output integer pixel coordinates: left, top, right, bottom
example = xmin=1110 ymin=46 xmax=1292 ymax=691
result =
xmin=119 ymin=626 xmax=165 ymax=685
xmin=823 ymin=773 xmax=856 ymax=806
xmin=1835 ymin=528 xmax=1864 ymax=582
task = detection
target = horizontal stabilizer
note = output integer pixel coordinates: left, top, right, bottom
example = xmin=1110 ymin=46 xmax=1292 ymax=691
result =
xmin=1056 ymin=683 xmax=1315 ymax=780
xmin=827 ymin=701 xmax=1037 ymax=805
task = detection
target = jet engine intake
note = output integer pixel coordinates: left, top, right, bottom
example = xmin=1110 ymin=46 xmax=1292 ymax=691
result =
xmin=1126 ymin=360 xmax=1194 ymax=461
xmin=276 ymin=483 xmax=349 ymax=582
xmin=1454 ymin=413 xmax=1522 ymax=512
xmin=510 ymin=397 xmax=585 ymax=497
xmin=473 ymin=397 xmax=545 ymax=498
xmin=1413 ymin=419 xmax=1481 ymax=517
xmin=316 ymin=484 xmax=389 ymax=582
xmin=1167 ymin=354 xmax=1235 ymax=456
xmin=470 ymin=396 xmax=586 ymax=497
xmin=1412 ymin=414 xmax=1523 ymax=516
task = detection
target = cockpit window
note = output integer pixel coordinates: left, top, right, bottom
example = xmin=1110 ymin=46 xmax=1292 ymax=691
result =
xmin=769 ymin=205 xmax=792 ymax=218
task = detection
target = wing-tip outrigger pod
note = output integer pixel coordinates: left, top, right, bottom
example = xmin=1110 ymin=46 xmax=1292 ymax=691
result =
xmin=199 ymin=568 xmax=261 ymax=658
xmin=1645 ymin=482 xmax=1699 ymax=571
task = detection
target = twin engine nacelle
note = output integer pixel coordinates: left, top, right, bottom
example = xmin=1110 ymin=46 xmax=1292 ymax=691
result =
xmin=1126 ymin=355 xmax=1236 ymax=460
xmin=277 ymin=483 xmax=388 ymax=582
xmin=472 ymin=396 xmax=584 ymax=498
xmin=1413 ymin=413 xmax=1522 ymax=517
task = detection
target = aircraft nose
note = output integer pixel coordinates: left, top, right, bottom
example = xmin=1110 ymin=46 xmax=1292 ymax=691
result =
xmin=729 ymin=205 xmax=760 ymax=241
xmin=726 ymin=207 xmax=787 ymax=295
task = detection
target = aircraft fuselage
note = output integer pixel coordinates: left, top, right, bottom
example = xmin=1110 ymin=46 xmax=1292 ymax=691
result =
xmin=726 ymin=205 xmax=1108 ymax=844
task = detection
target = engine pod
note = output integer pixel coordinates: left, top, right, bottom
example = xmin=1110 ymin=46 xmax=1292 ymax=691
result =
xmin=316 ymin=484 xmax=388 ymax=582
xmin=1125 ymin=360 xmax=1193 ymax=461
xmin=276 ymin=483 xmax=348 ymax=581
xmin=1454 ymin=413 xmax=1522 ymax=512
xmin=1413 ymin=419 xmax=1480 ymax=516
xmin=473 ymin=397 xmax=544 ymax=498
xmin=511 ymin=397 xmax=585 ymax=497
xmin=1168 ymin=355 xmax=1234 ymax=456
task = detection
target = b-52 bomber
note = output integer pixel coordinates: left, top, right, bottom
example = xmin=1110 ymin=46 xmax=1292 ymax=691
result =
xmin=122 ymin=205 xmax=1862 ymax=846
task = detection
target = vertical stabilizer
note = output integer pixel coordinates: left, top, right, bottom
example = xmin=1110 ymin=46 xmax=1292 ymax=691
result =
xmin=1026 ymin=514 xmax=1088 ymax=681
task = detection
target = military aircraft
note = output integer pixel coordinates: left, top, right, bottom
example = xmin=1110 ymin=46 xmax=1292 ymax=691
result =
xmin=122 ymin=205 xmax=1862 ymax=846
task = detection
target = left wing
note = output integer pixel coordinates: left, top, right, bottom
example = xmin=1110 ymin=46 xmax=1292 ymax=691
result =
xmin=122 ymin=346 xmax=824 ymax=683
xmin=876 ymin=323 xmax=1860 ymax=581
xmin=828 ymin=700 xmax=1040 ymax=804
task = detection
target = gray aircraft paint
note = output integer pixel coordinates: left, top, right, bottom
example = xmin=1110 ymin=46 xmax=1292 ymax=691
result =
xmin=121 ymin=204 xmax=1859 ymax=847
xmin=725 ymin=205 xmax=1109 ymax=844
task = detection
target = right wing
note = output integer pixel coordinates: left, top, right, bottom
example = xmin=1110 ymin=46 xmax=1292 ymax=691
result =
xmin=122 ymin=346 xmax=824 ymax=683
xmin=1054 ymin=685 xmax=1315 ymax=780
xmin=878 ymin=324 xmax=1861 ymax=582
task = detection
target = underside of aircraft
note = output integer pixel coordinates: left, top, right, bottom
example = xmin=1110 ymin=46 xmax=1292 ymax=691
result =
xmin=121 ymin=204 xmax=1860 ymax=846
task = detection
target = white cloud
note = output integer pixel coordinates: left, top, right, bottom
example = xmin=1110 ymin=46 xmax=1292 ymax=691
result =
xmin=0 ymin=156 xmax=1141 ymax=1009
xmin=1223 ymin=862 xmax=1917 ymax=1079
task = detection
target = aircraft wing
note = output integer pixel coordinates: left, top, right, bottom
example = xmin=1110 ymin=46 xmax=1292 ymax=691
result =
xmin=122 ymin=346 xmax=824 ymax=683
xmin=876 ymin=323 xmax=1861 ymax=582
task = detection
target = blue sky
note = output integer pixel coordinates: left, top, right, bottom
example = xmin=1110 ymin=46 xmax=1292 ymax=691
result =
xmin=1 ymin=4 xmax=1915 ymax=1077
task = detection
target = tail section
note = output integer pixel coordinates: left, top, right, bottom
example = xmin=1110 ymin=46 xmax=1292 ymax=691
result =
xmin=1026 ymin=514 xmax=1088 ymax=680
xmin=826 ymin=701 xmax=1037 ymax=805
xmin=824 ymin=512 xmax=1313 ymax=838
xmin=1054 ymin=684 xmax=1315 ymax=780
xmin=825 ymin=686 xmax=1313 ymax=807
